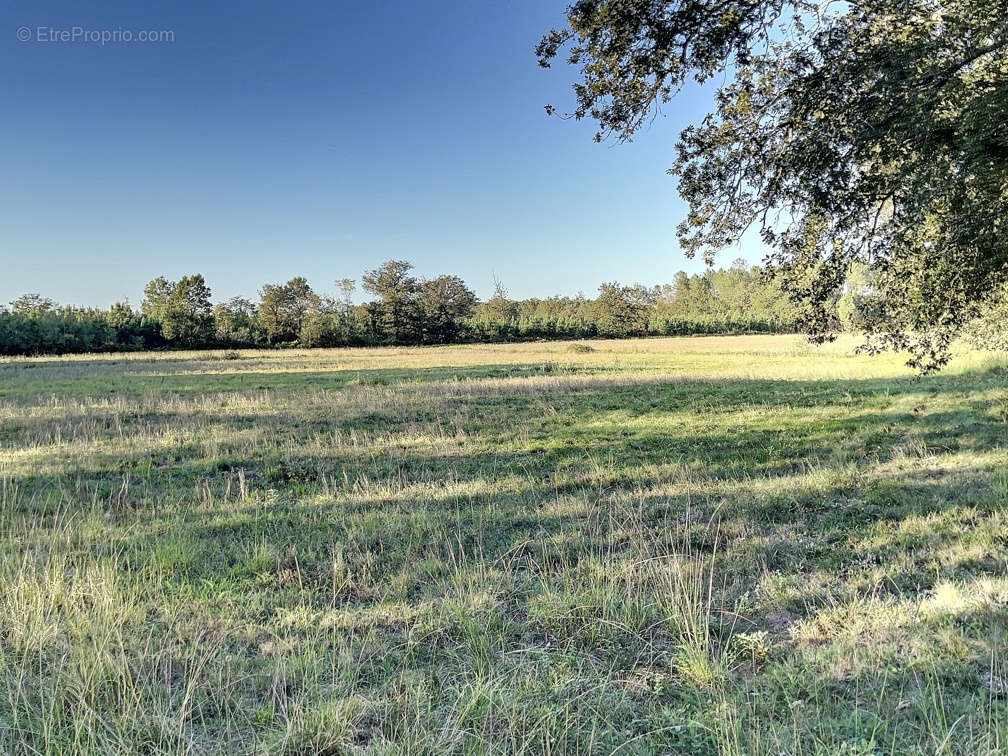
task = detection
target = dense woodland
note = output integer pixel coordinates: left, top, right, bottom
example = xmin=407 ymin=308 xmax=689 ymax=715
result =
xmin=0 ymin=259 xmax=881 ymax=355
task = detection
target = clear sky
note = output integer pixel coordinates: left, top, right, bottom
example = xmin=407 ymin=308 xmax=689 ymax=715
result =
xmin=1 ymin=0 xmax=758 ymax=307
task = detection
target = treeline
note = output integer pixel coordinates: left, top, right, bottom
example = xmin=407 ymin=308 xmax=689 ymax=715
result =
xmin=1 ymin=259 xmax=811 ymax=356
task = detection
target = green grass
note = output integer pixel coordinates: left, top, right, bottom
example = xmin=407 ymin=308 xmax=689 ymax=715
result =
xmin=1 ymin=335 xmax=1007 ymax=753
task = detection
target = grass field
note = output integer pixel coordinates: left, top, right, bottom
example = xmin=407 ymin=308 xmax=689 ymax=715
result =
xmin=2 ymin=335 xmax=1007 ymax=754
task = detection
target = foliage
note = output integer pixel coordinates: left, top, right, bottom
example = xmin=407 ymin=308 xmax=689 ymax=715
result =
xmin=964 ymin=279 xmax=1008 ymax=351
xmin=140 ymin=276 xmax=173 ymax=323
xmin=142 ymin=274 xmax=214 ymax=347
xmin=213 ymin=297 xmax=260 ymax=346
xmin=10 ymin=294 xmax=56 ymax=314
xmin=417 ymin=275 xmax=478 ymax=344
xmin=0 ymin=296 xmax=154 ymax=356
xmin=471 ymin=279 xmax=521 ymax=340
xmin=258 ymin=277 xmax=319 ymax=345
xmin=362 ymin=260 xmax=421 ymax=344
xmin=538 ymin=0 xmax=1008 ymax=371
xmin=164 ymin=275 xmax=213 ymax=346
xmin=593 ymin=282 xmax=655 ymax=337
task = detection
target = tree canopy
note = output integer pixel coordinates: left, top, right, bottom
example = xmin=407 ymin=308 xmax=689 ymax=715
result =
xmin=258 ymin=277 xmax=320 ymax=345
xmin=362 ymin=260 xmax=422 ymax=343
xmin=141 ymin=274 xmax=213 ymax=347
xmin=538 ymin=0 xmax=1008 ymax=370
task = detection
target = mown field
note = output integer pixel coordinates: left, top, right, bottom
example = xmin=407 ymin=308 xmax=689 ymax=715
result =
xmin=2 ymin=335 xmax=1007 ymax=754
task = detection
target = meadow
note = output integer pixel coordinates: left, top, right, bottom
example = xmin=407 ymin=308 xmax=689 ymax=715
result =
xmin=1 ymin=335 xmax=1007 ymax=754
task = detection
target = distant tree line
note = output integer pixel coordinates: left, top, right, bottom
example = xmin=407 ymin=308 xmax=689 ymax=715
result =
xmin=1 ymin=258 xmax=900 ymax=356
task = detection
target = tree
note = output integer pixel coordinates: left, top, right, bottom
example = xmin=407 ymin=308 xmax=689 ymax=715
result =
xmin=107 ymin=302 xmax=147 ymax=348
xmin=361 ymin=260 xmax=420 ymax=343
xmin=141 ymin=277 xmax=173 ymax=323
xmin=164 ymin=275 xmax=213 ymax=346
xmin=10 ymin=294 xmax=56 ymax=314
xmin=258 ymin=277 xmax=319 ymax=345
xmin=538 ymin=0 xmax=1008 ymax=370
xmin=472 ymin=278 xmax=519 ymax=340
xmin=213 ymin=297 xmax=259 ymax=345
xmin=594 ymin=282 xmax=653 ymax=337
xmin=332 ymin=278 xmax=360 ymax=344
xmin=141 ymin=275 xmax=213 ymax=346
xmin=417 ymin=275 xmax=478 ymax=343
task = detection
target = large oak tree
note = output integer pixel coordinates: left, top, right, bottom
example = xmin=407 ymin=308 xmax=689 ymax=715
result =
xmin=538 ymin=0 xmax=1008 ymax=370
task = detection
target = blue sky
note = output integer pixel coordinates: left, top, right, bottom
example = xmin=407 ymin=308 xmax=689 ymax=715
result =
xmin=1 ymin=0 xmax=758 ymax=306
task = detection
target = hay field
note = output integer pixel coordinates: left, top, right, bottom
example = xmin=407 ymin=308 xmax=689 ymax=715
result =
xmin=2 ymin=335 xmax=1007 ymax=753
